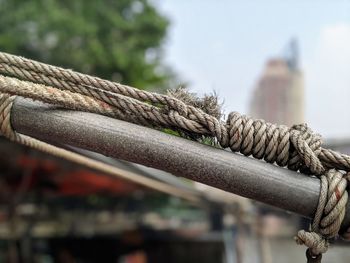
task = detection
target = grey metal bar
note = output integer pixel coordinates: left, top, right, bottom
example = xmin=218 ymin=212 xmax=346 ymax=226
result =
xmin=10 ymin=97 xmax=350 ymax=232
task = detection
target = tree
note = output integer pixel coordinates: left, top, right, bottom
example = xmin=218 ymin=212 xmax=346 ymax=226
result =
xmin=0 ymin=0 xmax=172 ymax=90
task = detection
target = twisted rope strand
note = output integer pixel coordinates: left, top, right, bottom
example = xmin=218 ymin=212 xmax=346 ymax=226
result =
xmin=0 ymin=76 xmax=212 ymax=134
xmin=0 ymin=53 xmax=190 ymax=115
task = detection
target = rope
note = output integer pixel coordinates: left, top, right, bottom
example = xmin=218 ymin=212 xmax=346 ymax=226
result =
xmin=295 ymin=169 xmax=348 ymax=261
xmin=1 ymin=52 xmax=350 ymax=174
xmin=0 ymin=51 xmax=349 ymax=261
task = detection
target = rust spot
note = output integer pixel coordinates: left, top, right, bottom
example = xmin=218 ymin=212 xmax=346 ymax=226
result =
xmin=47 ymin=87 xmax=55 ymax=94
xmin=335 ymin=186 xmax=341 ymax=201
xmin=99 ymin=101 xmax=111 ymax=109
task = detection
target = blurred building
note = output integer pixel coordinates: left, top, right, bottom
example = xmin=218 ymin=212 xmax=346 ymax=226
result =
xmin=249 ymin=39 xmax=304 ymax=126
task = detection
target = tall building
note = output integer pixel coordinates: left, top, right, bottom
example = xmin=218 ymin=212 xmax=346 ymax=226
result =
xmin=249 ymin=40 xmax=304 ymax=126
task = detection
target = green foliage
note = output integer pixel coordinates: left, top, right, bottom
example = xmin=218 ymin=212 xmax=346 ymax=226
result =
xmin=0 ymin=0 xmax=172 ymax=90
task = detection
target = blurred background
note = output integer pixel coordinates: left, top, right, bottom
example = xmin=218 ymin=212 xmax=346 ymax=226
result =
xmin=0 ymin=0 xmax=350 ymax=262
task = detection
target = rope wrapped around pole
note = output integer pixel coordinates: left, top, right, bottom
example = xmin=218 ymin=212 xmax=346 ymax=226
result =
xmin=0 ymin=51 xmax=349 ymax=261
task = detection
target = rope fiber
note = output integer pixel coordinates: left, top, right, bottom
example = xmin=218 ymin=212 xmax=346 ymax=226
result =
xmin=0 ymin=51 xmax=349 ymax=262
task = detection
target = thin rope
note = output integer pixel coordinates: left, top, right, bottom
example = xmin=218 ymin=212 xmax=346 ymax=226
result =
xmin=0 ymin=52 xmax=349 ymax=262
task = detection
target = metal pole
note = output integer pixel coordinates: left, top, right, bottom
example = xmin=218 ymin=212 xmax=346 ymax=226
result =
xmin=10 ymin=97 xmax=350 ymax=232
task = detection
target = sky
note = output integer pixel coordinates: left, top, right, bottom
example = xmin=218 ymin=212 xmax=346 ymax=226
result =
xmin=155 ymin=0 xmax=350 ymax=138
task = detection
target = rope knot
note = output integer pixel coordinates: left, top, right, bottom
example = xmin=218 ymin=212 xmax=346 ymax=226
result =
xmin=225 ymin=113 xmax=325 ymax=174
xmin=295 ymin=230 xmax=328 ymax=255
xmin=289 ymin=123 xmax=324 ymax=175
xmin=226 ymin=112 xmax=290 ymax=165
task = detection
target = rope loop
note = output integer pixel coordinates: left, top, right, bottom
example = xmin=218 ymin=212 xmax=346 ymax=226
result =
xmin=295 ymin=169 xmax=349 ymax=260
xmin=0 ymin=93 xmax=19 ymax=141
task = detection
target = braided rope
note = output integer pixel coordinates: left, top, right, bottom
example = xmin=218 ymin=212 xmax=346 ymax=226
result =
xmin=0 ymin=52 xmax=350 ymax=261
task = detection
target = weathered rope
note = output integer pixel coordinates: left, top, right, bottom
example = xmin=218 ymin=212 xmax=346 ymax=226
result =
xmin=295 ymin=169 xmax=348 ymax=261
xmin=1 ymin=52 xmax=350 ymax=174
xmin=0 ymin=52 xmax=349 ymax=262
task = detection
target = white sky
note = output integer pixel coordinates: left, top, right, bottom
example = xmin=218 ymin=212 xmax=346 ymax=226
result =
xmin=156 ymin=0 xmax=350 ymax=138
